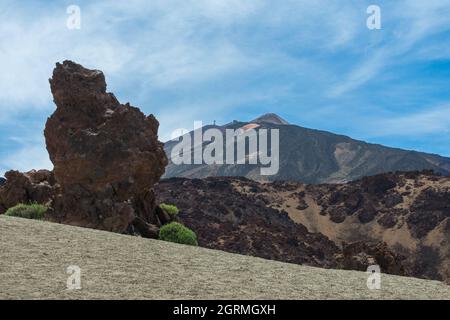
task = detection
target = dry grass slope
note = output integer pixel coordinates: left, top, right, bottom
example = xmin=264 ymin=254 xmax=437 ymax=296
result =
xmin=0 ymin=216 xmax=449 ymax=300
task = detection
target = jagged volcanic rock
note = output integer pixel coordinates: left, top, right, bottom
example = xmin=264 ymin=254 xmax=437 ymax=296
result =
xmin=44 ymin=61 xmax=168 ymax=236
xmin=0 ymin=170 xmax=56 ymax=214
xmin=335 ymin=242 xmax=406 ymax=276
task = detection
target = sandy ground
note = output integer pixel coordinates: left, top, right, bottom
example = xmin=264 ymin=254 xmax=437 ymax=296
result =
xmin=0 ymin=216 xmax=449 ymax=300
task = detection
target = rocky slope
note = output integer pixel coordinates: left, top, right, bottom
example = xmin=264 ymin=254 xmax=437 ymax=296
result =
xmin=163 ymin=114 xmax=450 ymax=183
xmin=156 ymin=171 xmax=450 ymax=282
xmin=156 ymin=177 xmax=340 ymax=268
xmin=2 ymin=216 xmax=449 ymax=299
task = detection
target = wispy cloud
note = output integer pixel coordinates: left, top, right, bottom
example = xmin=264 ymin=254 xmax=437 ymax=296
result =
xmin=328 ymin=1 xmax=450 ymax=97
xmin=0 ymin=138 xmax=52 ymax=174
xmin=364 ymin=103 xmax=450 ymax=137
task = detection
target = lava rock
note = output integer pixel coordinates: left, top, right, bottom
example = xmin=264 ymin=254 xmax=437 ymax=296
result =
xmin=329 ymin=207 xmax=347 ymax=223
xmin=0 ymin=170 xmax=56 ymax=214
xmin=43 ymin=61 xmax=168 ymax=236
xmin=336 ymin=242 xmax=406 ymax=276
xmin=156 ymin=177 xmax=340 ymax=268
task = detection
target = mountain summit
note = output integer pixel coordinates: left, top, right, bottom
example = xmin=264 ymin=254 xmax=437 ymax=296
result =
xmin=251 ymin=113 xmax=290 ymax=125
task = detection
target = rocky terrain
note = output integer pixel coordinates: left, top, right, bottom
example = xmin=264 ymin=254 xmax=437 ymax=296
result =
xmin=163 ymin=114 xmax=450 ymax=183
xmin=155 ymin=171 xmax=449 ymax=282
xmin=1 ymin=216 xmax=449 ymax=299
xmin=0 ymin=169 xmax=55 ymax=214
xmin=0 ymin=170 xmax=412 ymax=279
xmin=156 ymin=177 xmax=340 ymax=268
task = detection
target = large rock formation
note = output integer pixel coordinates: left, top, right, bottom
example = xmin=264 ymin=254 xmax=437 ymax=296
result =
xmin=43 ymin=61 xmax=168 ymax=236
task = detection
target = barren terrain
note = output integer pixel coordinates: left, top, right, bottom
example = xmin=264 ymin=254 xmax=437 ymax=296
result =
xmin=1 ymin=216 xmax=449 ymax=300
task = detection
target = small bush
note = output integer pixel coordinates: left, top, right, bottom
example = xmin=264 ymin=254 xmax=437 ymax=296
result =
xmin=160 ymin=203 xmax=179 ymax=218
xmin=159 ymin=222 xmax=198 ymax=246
xmin=5 ymin=203 xmax=47 ymax=220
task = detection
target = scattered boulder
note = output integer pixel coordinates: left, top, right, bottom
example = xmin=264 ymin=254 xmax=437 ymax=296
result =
xmin=329 ymin=207 xmax=347 ymax=223
xmin=361 ymin=174 xmax=396 ymax=195
xmin=356 ymin=202 xmax=377 ymax=223
xmin=408 ymin=187 xmax=450 ymax=238
xmin=336 ymin=242 xmax=406 ymax=276
xmin=384 ymin=193 xmax=403 ymax=208
xmin=377 ymin=211 xmax=399 ymax=228
xmin=0 ymin=170 xmax=56 ymax=214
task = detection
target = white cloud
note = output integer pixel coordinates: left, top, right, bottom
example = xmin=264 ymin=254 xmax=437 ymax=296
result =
xmin=361 ymin=103 xmax=450 ymax=138
xmin=136 ymin=42 xmax=258 ymax=88
xmin=1 ymin=143 xmax=52 ymax=175
xmin=157 ymin=83 xmax=294 ymax=141
xmin=328 ymin=51 xmax=386 ymax=97
xmin=327 ymin=0 xmax=450 ymax=97
xmin=0 ymin=0 xmax=267 ymax=111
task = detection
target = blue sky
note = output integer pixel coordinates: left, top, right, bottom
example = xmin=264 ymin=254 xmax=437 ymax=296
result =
xmin=1 ymin=0 xmax=450 ymax=175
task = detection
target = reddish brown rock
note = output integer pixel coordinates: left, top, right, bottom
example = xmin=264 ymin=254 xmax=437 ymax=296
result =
xmin=335 ymin=242 xmax=406 ymax=276
xmin=408 ymin=187 xmax=450 ymax=238
xmin=44 ymin=61 xmax=168 ymax=236
xmin=0 ymin=170 xmax=56 ymax=214
xmin=45 ymin=61 xmax=166 ymax=197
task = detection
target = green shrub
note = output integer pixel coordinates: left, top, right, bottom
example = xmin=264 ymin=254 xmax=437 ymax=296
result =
xmin=160 ymin=203 xmax=179 ymax=218
xmin=159 ymin=222 xmax=198 ymax=246
xmin=5 ymin=203 xmax=47 ymax=220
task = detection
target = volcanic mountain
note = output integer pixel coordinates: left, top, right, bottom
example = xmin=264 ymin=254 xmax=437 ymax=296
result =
xmin=163 ymin=113 xmax=450 ymax=183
